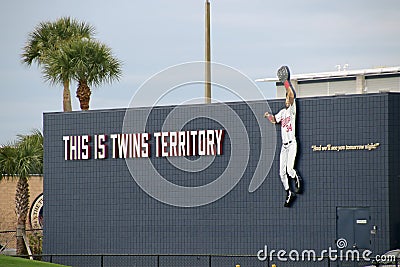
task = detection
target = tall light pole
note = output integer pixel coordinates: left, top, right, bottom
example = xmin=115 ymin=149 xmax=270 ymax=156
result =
xmin=205 ymin=0 xmax=211 ymax=104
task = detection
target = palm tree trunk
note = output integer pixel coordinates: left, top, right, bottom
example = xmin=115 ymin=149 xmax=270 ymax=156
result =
xmin=63 ymin=80 xmax=72 ymax=112
xmin=15 ymin=176 xmax=30 ymax=256
xmin=76 ymin=80 xmax=91 ymax=111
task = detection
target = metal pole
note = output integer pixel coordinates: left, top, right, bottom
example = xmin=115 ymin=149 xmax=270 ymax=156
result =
xmin=205 ymin=0 xmax=211 ymax=104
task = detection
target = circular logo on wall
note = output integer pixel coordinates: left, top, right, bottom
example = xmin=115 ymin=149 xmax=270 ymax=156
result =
xmin=29 ymin=193 xmax=43 ymax=229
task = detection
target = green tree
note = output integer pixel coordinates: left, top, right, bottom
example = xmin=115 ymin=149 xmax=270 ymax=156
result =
xmin=44 ymin=39 xmax=122 ymax=110
xmin=21 ymin=17 xmax=95 ymax=112
xmin=0 ymin=130 xmax=43 ymax=255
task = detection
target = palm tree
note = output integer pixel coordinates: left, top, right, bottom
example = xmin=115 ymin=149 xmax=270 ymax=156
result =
xmin=21 ymin=17 xmax=95 ymax=112
xmin=44 ymin=39 xmax=122 ymax=110
xmin=0 ymin=130 xmax=43 ymax=255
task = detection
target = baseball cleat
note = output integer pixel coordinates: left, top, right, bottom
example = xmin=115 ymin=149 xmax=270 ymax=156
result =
xmin=284 ymin=190 xmax=296 ymax=207
xmin=294 ymin=174 xmax=303 ymax=194
xmin=277 ymin=65 xmax=290 ymax=83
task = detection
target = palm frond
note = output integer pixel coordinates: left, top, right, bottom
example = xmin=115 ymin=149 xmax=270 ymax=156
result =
xmin=22 ymin=17 xmax=96 ymax=87
xmin=69 ymin=39 xmax=122 ymax=87
xmin=0 ymin=145 xmax=18 ymax=178
xmin=0 ymin=130 xmax=43 ymax=179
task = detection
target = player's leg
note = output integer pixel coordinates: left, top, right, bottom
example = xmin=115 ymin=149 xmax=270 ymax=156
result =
xmin=280 ymin=145 xmax=296 ymax=207
xmin=286 ymin=141 xmax=303 ymax=194
xmin=280 ymin=146 xmax=290 ymax=191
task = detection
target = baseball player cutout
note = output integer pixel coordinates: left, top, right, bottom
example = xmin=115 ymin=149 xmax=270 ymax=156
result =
xmin=264 ymin=66 xmax=303 ymax=207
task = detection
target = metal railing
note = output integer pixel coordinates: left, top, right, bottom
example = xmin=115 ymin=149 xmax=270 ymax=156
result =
xmin=2 ymin=230 xmax=399 ymax=267
xmin=6 ymin=253 xmax=399 ymax=267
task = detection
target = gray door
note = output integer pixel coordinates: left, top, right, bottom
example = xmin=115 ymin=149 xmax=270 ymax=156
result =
xmin=337 ymin=207 xmax=371 ymax=249
xmin=337 ymin=207 xmax=371 ymax=267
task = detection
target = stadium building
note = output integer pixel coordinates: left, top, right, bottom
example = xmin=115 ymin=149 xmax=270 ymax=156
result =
xmin=257 ymin=66 xmax=400 ymax=99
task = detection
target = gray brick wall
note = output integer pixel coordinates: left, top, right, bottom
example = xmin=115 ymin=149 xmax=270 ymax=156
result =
xmin=388 ymin=93 xmax=400 ymax=249
xmin=43 ymin=93 xmax=399 ymax=267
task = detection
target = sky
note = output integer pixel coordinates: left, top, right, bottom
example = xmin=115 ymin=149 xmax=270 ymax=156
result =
xmin=1 ymin=0 xmax=399 ymax=144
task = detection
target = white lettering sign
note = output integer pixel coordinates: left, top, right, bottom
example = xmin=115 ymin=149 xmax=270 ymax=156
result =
xmin=63 ymin=130 xmax=225 ymax=160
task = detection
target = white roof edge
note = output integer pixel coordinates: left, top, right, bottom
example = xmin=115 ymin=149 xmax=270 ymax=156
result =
xmin=256 ymin=66 xmax=400 ymax=82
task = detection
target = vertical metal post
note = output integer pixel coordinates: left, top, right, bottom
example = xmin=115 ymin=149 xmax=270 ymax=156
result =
xmin=101 ymin=255 xmax=104 ymax=267
xmin=205 ymin=0 xmax=211 ymax=104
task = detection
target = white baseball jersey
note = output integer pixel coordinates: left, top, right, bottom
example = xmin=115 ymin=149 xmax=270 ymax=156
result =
xmin=275 ymin=100 xmax=296 ymax=144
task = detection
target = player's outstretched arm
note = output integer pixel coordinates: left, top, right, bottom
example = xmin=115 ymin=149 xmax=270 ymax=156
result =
xmin=264 ymin=112 xmax=276 ymax=124
xmin=277 ymin=66 xmax=296 ymax=105
xmin=284 ymin=81 xmax=295 ymax=106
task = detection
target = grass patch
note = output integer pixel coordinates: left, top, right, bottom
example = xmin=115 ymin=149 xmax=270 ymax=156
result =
xmin=0 ymin=255 xmax=69 ymax=267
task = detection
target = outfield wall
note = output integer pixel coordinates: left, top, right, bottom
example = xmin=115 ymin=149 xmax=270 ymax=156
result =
xmin=43 ymin=93 xmax=400 ymax=267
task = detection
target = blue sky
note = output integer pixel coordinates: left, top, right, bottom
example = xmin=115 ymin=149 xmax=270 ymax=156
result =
xmin=1 ymin=0 xmax=399 ymax=144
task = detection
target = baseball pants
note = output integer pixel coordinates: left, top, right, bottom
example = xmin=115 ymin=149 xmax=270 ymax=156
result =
xmin=280 ymin=140 xmax=297 ymax=191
